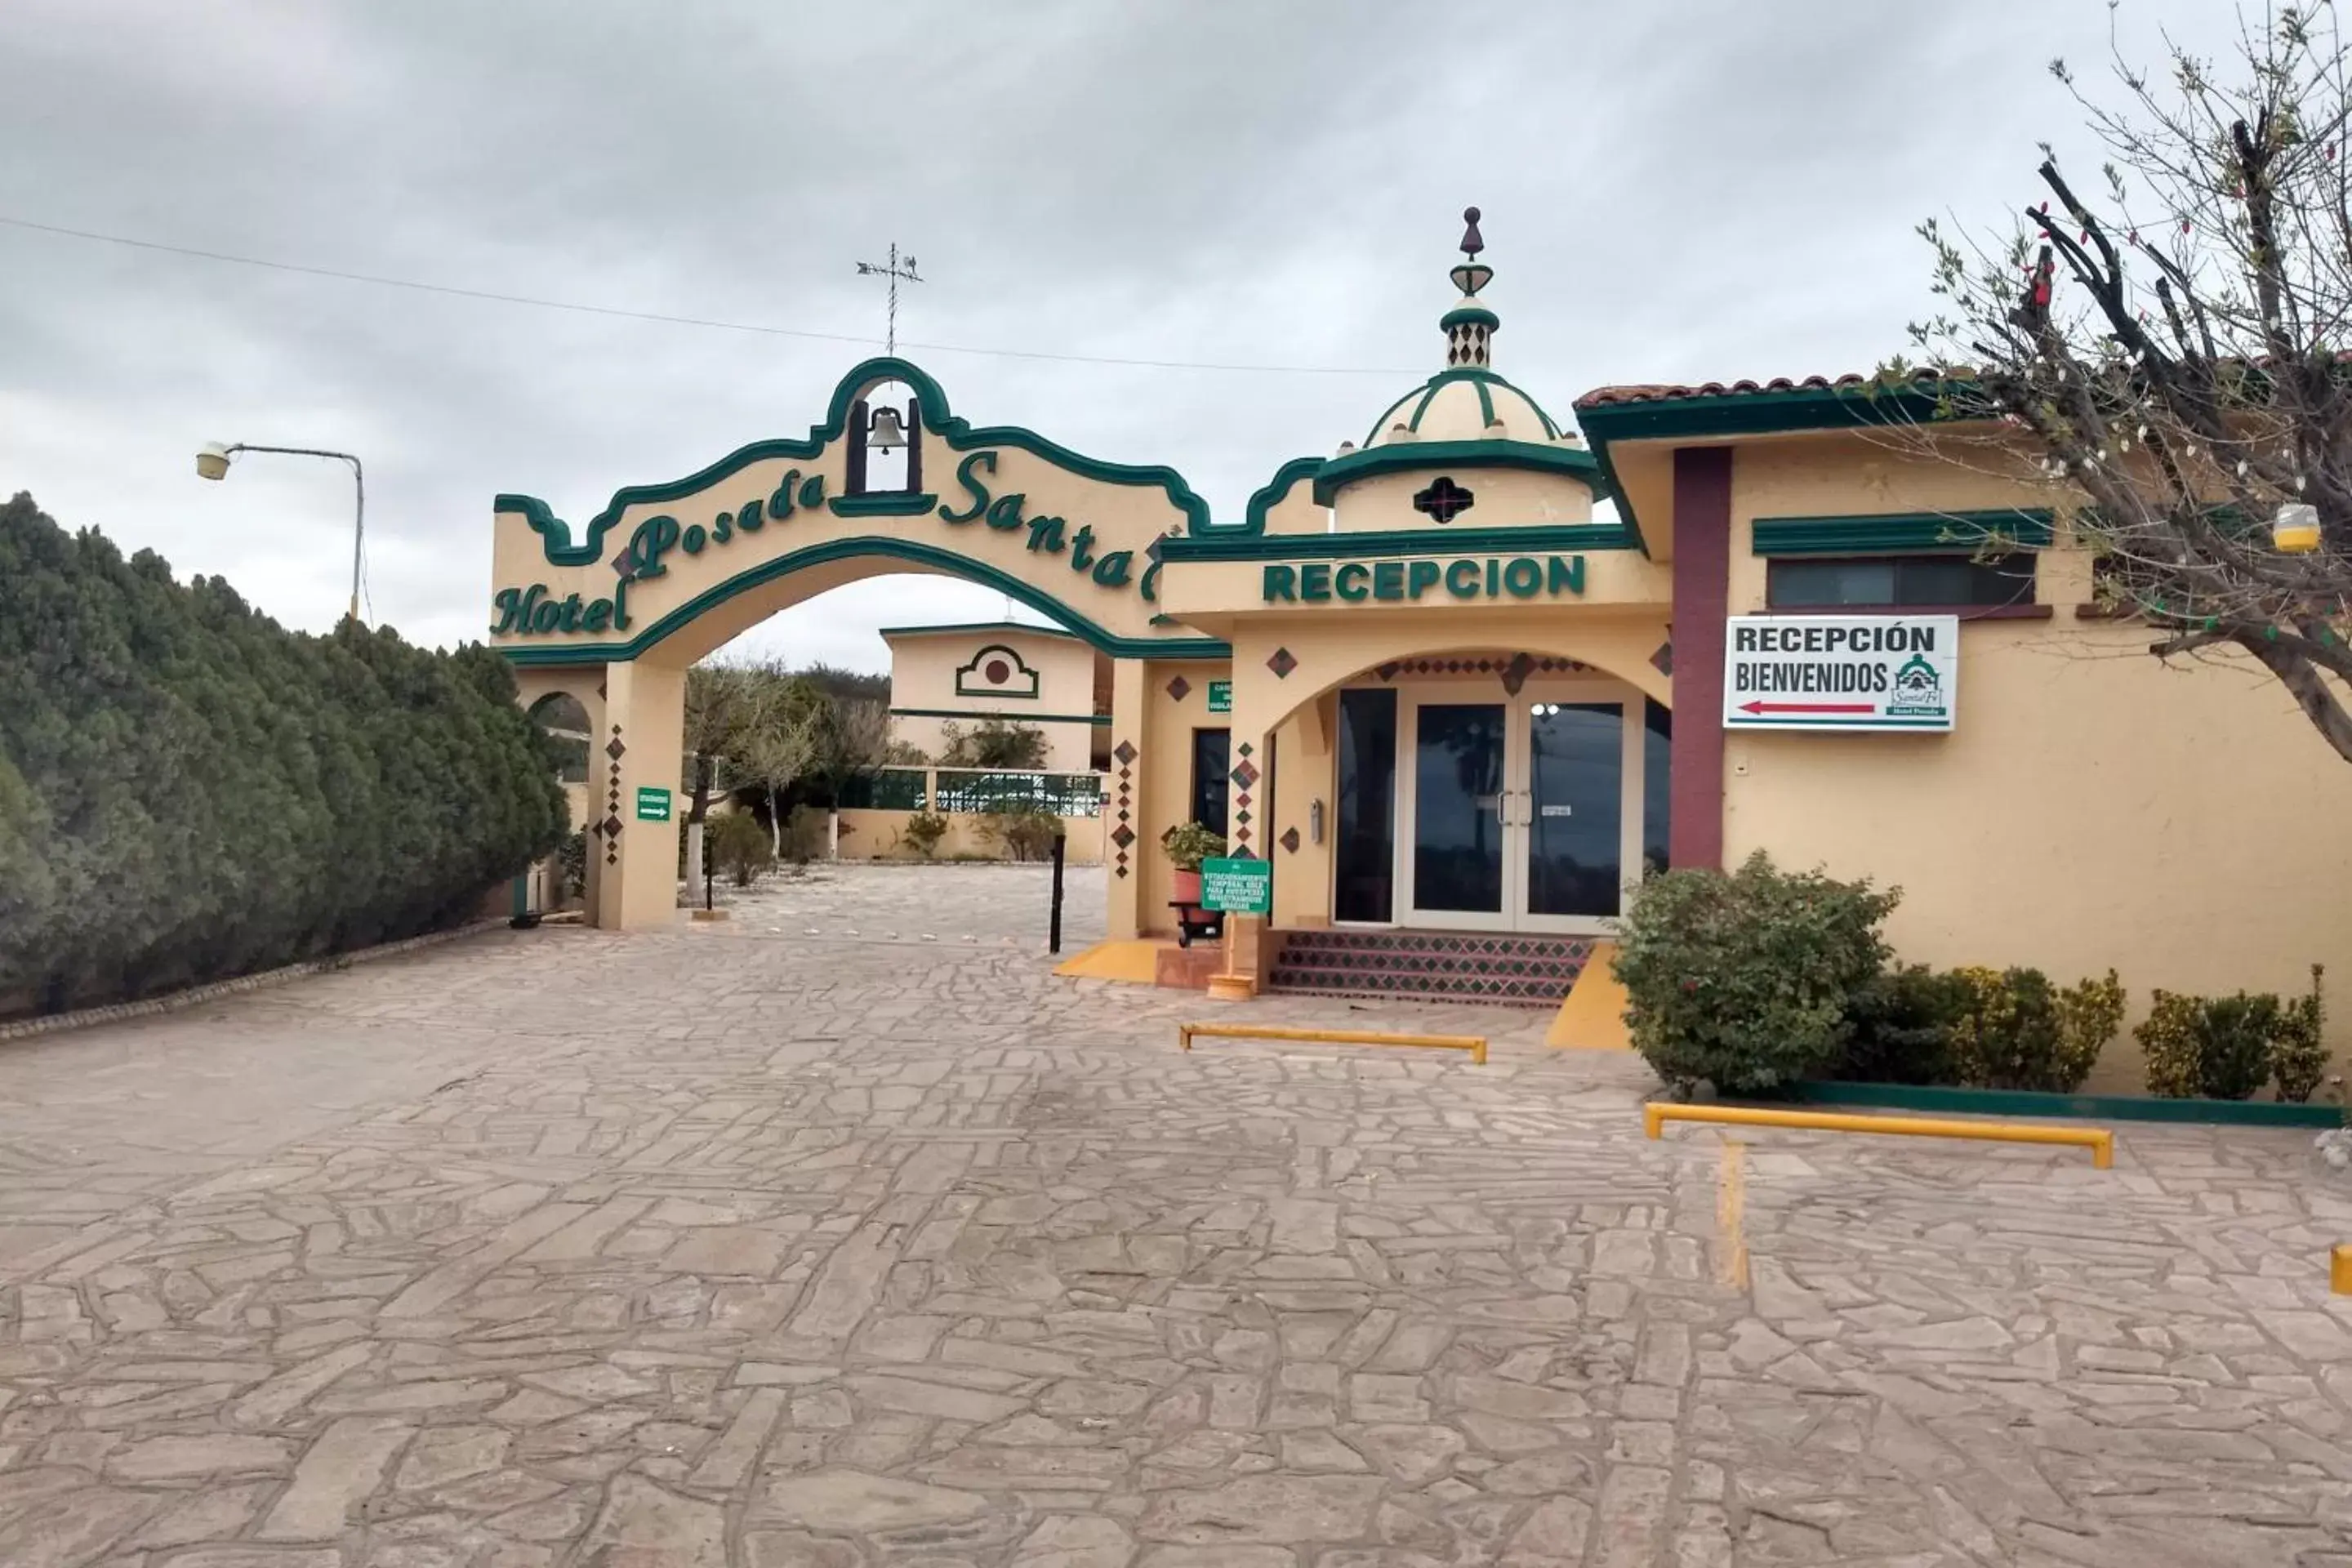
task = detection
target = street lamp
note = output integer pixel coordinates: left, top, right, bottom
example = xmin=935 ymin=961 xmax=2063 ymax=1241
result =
xmin=194 ymin=442 xmax=367 ymax=623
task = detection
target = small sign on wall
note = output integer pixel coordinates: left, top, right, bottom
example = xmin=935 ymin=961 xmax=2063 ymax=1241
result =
xmin=635 ymin=786 xmax=673 ymax=822
xmin=1200 ymin=856 xmax=1271 ymax=915
xmin=1207 ymin=679 xmax=1232 ymax=715
xmin=1722 ymin=615 xmax=1959 ymax=732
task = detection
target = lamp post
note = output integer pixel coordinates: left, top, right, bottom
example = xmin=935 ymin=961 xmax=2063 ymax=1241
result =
xmin=195 ymin=442 xmax=367 ymax=624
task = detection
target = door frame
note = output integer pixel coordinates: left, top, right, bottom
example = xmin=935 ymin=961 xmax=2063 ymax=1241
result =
xmin=1390 ymin=675 xmax=1646 ymax=935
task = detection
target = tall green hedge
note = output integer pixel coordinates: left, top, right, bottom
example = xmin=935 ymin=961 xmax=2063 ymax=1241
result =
xmin=0 ymin=492 xmax=568 ymax=1016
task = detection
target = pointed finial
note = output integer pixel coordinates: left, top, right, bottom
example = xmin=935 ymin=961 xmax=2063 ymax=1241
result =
xmin=1459 ymin=206 xmax=1485 ymax=257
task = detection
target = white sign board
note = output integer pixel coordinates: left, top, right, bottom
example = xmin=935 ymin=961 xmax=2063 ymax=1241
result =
xmin=1722 ymin=615 xmax=1958 ymax=732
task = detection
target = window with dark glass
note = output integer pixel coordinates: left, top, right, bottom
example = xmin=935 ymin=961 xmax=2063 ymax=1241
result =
xmin=1766 ymin=553 xmax=2036 ymax=609
xmin=1189 ymin=728 xmax=1230 ymax=839
xmin=1334 ymin=688 xmax=1397 ymax=923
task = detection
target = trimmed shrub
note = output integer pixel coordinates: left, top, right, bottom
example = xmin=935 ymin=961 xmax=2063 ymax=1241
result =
xmin=2274 ymin=966 xmax=2328 ymax=1104
xmin=1615 ymin=853 xmax=1897 ymax=1094
xmin=2137 ymin=989 xmax=2296 ymax=1100
xmin=782 ymin=804 xmax=828 ymax=866
xmin=0 ymin=494 xmax=566 ymax=1016
xmin=2054 ymin=969 xmax=2127 ymax=1090
xmin=1949 ymin=967 xmax=2072 ymax=1092
xmin=1838 ymin=964 xmax=1969 ymax=1085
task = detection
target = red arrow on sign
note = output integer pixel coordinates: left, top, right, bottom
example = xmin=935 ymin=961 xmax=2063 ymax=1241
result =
xmin=1738 ymin=700 xmax=1875 ymax=715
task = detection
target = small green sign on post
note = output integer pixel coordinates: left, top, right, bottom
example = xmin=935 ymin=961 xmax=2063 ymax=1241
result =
xmin=635 ymin=786 xmax=672 ymax=823
xmin=1200 ymin=855 xmax=1271 ymax=915
xmin=1207 ymin=679 xmax=1232 ymax=715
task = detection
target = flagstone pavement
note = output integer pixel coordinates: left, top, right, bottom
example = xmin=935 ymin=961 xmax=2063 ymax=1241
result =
xmin=2 ymin=862 xmax=2350 ymax=1566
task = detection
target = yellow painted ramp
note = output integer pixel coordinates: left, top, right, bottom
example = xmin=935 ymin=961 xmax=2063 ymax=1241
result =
xmin=1054 ymin=938 xmax=1165 ymax=984
xmin=1546 ymin=941 xmax=1631 ymax=1049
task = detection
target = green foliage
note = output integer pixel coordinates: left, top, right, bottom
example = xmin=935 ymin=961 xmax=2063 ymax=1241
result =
xmin=2137 ymin=986 xmax=2308 ymax=1100
xmin=709 ymin=810 xmax=773 ymax=887
xmin=1947 ymin=967 xmax=2069 ymax=1092
xmin=1615 ymin=853 xmax=1897 ymax=1095
xmin=1159 ymin=820 xmax=1227 ymax=871
xmin=981 ymin=808 xmax=1062 ymax=862
xmin=557 ymin=831 xmax=587 ymax=904
xmin=2274 ymin=966 xmax=2328 ymax=1103
xmin=938 ymin=717 xmax=1049 ymax=769
xmin=0 ymin=493 xmax=566 ymax=1014
xmin=1838 ymin=964 xmax=1969 ymax=1085
xmin=902 ymin=810 xmax=950 ymax=860
xmin=782 ymin=804 xmax=828 ymax=866
xmin=2055 ymin=969 xmax=2127 ymax=1090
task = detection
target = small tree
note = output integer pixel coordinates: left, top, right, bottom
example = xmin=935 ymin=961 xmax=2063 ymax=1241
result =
xmin=735 ymin=666 xmax=825 ymax=856
xmin=1908 ymin=6 xmax=2352 ymax=760
xmin=938 ymin=717 xmax=1049 ymax=769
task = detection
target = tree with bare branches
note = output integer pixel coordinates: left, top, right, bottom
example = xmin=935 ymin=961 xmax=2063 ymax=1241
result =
xmin=1904 ymin=4 xmax=2352 ymax=759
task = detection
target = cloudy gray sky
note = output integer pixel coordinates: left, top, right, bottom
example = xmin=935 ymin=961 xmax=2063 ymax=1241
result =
xmin=2 ymin=0 xmax=2241 ymax=671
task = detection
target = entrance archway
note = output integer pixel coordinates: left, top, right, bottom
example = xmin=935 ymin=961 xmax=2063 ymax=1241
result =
xmin=488 ymin=358 xmax=1235 ymax=929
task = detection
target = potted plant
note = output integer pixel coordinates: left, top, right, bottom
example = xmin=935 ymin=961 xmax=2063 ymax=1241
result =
xmin=1160 ymin=820 xmax=1227 ymax=912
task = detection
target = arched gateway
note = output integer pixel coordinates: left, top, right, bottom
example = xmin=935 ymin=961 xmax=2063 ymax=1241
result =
xmin=491 ymin=213 xmax=1677 ymax=994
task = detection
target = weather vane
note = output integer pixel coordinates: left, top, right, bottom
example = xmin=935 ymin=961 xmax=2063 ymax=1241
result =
xmin=855 ymin=243 xmax=924 ymax=357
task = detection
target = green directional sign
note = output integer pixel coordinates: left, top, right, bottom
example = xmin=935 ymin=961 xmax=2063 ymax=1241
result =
xmin=1207 ymin=679 xmax=1232 ymax=715
xmin=635 ymin=786 xmax=672 ymax=822
xmin=1200 ymin=855 xmax=1271 ymax=915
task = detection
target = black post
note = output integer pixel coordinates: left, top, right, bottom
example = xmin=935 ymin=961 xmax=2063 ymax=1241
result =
xmin=1049 ymin=832 xmax=1067 ymax=954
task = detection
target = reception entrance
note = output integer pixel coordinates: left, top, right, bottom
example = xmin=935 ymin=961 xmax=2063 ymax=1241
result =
xmin=1327 ymin=677 xmax=1664 ymax=936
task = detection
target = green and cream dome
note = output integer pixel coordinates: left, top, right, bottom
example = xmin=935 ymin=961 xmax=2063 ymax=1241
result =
xmin=1315 ymin=207 xmax=1600 ymax=523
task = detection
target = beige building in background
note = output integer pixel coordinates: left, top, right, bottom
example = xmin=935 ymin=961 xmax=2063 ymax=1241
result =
xmin=879 ymin=621 xmax=1109 ymax=771
xmin=488 ymin=207 xmax=2352 ymax=1077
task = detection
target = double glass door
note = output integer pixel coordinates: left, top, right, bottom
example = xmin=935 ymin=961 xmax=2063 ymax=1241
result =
xmin=1399 ymin=688 xmax=1635 ymax=932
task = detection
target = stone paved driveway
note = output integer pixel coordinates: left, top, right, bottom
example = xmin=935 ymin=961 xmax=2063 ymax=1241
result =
xmin=2 ymin=864 xmax=2350 ymax=1566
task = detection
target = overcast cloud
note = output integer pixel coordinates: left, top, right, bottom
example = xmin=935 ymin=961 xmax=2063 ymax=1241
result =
xmin=1 ymin=0 xmax=2242 ymax=670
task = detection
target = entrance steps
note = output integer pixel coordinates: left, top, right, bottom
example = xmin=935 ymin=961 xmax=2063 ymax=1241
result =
xmin=1267 ymin=928 xmax=1597 ymax=1008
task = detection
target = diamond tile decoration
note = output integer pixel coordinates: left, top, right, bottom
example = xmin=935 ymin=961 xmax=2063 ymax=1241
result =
xmin=1110 ymin=824 xmax=1136 ymax=849
xmin=1236 ymin=741 xmax=1253 ymax=757
xmin=1235 ymin=792 xmax=1251 ymax=810
xmin=1650 ymin=640 xmax=1674 ymax=677
xmin=1113 ymin=740 xmax=1138 ymax=766
xmin=1165 ymin=676 xmax=1192 ymax=702
xmin=1267 ymin=929 xmax=1595 ymax=1007
xmin=601 ymin=813 xmax=625 ymax=839
xmin=1267 ymin=646 xmax=1298 ymax=679
xmin=606 ymin=736 xmax=627 ymax=761
xmin=1230 ymin=760 xmax=1260 ymax=790
xmin=1280 ymin=826 xmax=1301 ymax=853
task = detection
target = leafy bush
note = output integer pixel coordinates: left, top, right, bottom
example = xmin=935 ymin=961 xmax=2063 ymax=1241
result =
xmin=1160 ymin=820 xmax=1227 ymax=871
xmin=558 ymin=831 xmax=587 ymax=905
xmin=710 ymin=811 xmax=773 ymax=887
xmin=981 ymin=808 xmax=1062 ymax=862
xmin=0 ymin=494 xmax=566 ymax=1016
xmin=2274 ymin=966 xmax=2328 ymax=1103
xmin=1838 ymin=964 xmax=1968 ymax=1085
xmin=1615 ymin=853 xmax=1897 ymax=1094
xmin=902 ymin=810 xmax=950 ymax=860
xmin=2138 ymin=987 xmax=2301 ymax=1100
xmin=783 ymin=804 xmax=828 ymax=866
xmin=2054 ymin=969 xmax=2127 ymax=1090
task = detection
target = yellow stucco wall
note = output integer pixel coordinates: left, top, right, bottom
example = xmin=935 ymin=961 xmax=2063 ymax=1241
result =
xmin=1720 ymin=434 xmax=2352 ymax=1083
xmin=881 ymin=627 xmax=1105 ymax=771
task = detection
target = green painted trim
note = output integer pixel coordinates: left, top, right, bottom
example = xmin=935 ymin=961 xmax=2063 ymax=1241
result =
xmin=1439 ymin=305 xmax=1499 ymax=332
xmin=877 ymin=619 xmax=1085 ymax=641
xmin=1310 ymin=438 xmax=1601 ymax=506
xmin=1786 ymin=1079 xmax=2343 ymax=1128
xmin=889 ymin=706 xmax=1112 ymax=726
xmin=1242 ymin=456 xmax=1327 ymax=532
xmin=1157 ymin=523 xmax=1638 ymax=563
xmin=501 ymin=355 xmax=1235 ymax=567
xmin=1362 ymin=368 xmax=1561 ymax=446
xmin=1752 ymin=510 xmax=2056 ymax=556
xmin=828 ymin=492 xmax=937 ymax=518
xmin=1575 ymin=381 xmax=1956 ymax=551
xmin=497 ymin=536 xmax=1230 ymax=666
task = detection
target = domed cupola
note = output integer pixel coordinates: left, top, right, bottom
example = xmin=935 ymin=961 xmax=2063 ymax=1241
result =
xmin=1314 ymin=208 xmax=1601 ymax=527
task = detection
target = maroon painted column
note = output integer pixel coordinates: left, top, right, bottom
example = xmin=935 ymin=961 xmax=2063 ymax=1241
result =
xmin=1669 ymin=446 xmax=1731 ymax=870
